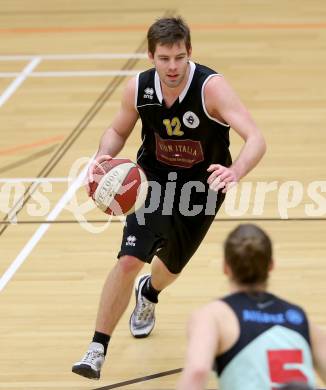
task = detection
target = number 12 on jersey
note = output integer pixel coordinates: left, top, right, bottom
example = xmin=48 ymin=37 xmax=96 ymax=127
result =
xmin=163 ymin=117 xmax=184 ymax=137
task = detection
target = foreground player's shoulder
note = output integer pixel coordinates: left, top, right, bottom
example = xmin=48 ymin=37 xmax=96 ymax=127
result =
xmin=190 ymin=300 xmax=233 ymax=324
xmin=187 ymin=302 xmax=223 ymax=340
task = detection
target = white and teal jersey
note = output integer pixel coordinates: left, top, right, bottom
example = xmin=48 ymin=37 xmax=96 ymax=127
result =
xmin=215 ymin=292 xmax=315 ymax=390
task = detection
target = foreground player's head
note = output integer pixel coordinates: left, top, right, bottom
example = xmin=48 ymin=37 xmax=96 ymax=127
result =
xmin=224 ymin=224 xmax=273 ymax=286
xmin=147 ymin=17 xmax=192 ymax=56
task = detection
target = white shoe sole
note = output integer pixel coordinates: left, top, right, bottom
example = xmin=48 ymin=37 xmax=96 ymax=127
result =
xmin=72 ymin=363 xmax=100 ymax=380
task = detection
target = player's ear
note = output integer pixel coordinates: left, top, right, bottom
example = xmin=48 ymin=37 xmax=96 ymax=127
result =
xmin=223 ymin=260 xmax=230 ymax=276
xmin=268 ymin=258 xmax=274 ymax=272
xmin=148 ymin=51 xmax=154 ymax=64
xmin=187 ymin=46 xmax=192 ymax=61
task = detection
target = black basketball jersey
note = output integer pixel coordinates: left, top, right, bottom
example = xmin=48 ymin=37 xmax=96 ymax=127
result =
xmin=135 ymin=61 xmax=232 ymax=182
xmin=215 ymin=292 xmax=315 ymax=390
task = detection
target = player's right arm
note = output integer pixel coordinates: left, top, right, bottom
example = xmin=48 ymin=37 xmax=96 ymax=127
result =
xmin=309 ymin=322 xmax=326 ymax=383
xmin=177 ymin=301 xmax=238 ymax=390
xmin=86 ymin=77 xmax=139 ymax=194
xmin=96 ymin=76 xmax=139 ymax=159
xmin=176 ymin=303 xmax=220 ymax=390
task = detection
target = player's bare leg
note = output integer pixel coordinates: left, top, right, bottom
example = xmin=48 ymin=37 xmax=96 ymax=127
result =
xmin=96 ymin=255 xmax=144 ymax=334
xmin=72 ymin=255 xmax=144 ymax=379
xmin=150 ymin=256 xmax=179 ymax=290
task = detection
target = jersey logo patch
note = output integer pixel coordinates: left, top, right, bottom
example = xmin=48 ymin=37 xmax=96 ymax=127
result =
xmin=126 ymin=235 xmax=137 ymax=246
xmin=143 ymin=87 xmax=154 ymax=100
xmin=285 ymin=309 xmax=304 ymax=325
xmin=155 ymin=133 xmax=204 ymax=168
xmin=183 ymin=111 xmax=200 ymax=129
xmin=257 ymin=300 xmax=274 ymax=310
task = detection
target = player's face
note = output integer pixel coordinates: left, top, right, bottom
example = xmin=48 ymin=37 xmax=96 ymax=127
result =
xmin=149 ymin=41 xmax=191 ymax=89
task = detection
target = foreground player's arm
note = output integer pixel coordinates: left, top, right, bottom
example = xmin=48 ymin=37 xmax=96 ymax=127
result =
xmin=205 ymin=76 xmax=266 ymax=192
xmin=96 ymin=77 xmax=139 ymax=158
xmin=177 ymin=304 xmax=220 ymax=390
xmin=309 ymin=322 xmax=326 ymax=383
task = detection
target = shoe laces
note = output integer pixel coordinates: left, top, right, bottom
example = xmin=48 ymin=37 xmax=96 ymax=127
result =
xmin=83 ymin=349 xmax=103 ymax=365
xmin=135 ymin=296 xmax=155 ymax=321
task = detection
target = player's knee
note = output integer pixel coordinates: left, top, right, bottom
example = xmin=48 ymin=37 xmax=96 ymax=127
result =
xmin=164 ymin=261 xmax=186 ymax=275
xmin=118 ymin=255 xmax=144 ymax=275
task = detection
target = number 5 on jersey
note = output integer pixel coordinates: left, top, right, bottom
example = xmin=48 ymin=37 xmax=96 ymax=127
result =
xmin=268 ymin=349 xmax=308 ymax=389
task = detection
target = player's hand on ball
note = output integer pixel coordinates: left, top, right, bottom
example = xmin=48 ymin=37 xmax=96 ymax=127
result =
xmin=86 ymin=154 xmax=112 ymax=196
xmin=207 ymin=164 xmax=238 ymax=193
xmin=88 ymin=157 xmax=148 ymax=216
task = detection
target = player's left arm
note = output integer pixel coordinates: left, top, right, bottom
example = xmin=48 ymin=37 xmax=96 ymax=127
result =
xmin=204 ymin=75 xmax=266 ymax=193
xmin=176 ymin=305 xmax=219 ymax=390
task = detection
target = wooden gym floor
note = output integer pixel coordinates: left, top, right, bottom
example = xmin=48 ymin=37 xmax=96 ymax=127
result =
xmin=0 ymin=1 xmax=325 ymax=389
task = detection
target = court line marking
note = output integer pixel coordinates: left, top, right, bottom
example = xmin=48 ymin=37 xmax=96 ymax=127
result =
xmin=0 ymin=53 xmax=147 ymax=104
xmin=0 ymin=218 xmax=325 ymax=226
xmin=0 ymin=9 xmax=174 ymax=234
xmin=0 ymin=177 xmax=71 ymax=183
xmin=1 ymin=23 xmax=326 ymax=34
xmin=192 ymin=22 xmax=326 ymax=30
xmin=0 ymin=145 xmax=58 ymax=175
xmin=0 ymin=70 xmax=141 ymax=78
xmin=0 ymin=53 xmax=147 ymax=61
xmin=94 ymin=368 xmax=182 ymax=390
xmin=1 ymin=8 xmax=165 ymax=15
xmin=0 ymin=57 xmax=41 ymax=107
xmin=92 ymin=363 xmax=326 ymax=390
xmin=0 ymin=160 xmax=90 ymax=292
xmin=0 ymin=41 xmax=149 ymax=234
xmin=0 ymin=26 xmax=149 ymax=34
xmin=0 ymin=135 xmax=65 ymax=155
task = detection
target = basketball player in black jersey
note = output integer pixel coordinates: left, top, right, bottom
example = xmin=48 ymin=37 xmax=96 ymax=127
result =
xmin=177 ymin=224 xmax=326 ymax=390
xmin=72 ymin=17 xmax=266 ymax=379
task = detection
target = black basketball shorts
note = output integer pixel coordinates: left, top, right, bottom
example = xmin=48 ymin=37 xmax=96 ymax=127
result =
xmin=118 ymin=183 xmax=225 ymax=274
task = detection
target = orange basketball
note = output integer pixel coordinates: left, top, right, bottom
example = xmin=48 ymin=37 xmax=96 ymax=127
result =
xmin=89 ymin=158 xmax=148 ymax=216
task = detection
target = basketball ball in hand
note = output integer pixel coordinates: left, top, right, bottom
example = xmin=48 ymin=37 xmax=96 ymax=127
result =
xmin=88 ymin=158 xmax=148 ymax=216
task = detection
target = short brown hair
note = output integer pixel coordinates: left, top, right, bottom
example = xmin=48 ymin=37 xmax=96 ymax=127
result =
xmin=224 ymin=224 xmax=272 ymax=285
xmin=147 ymin=17 xmax=191 ymax=55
